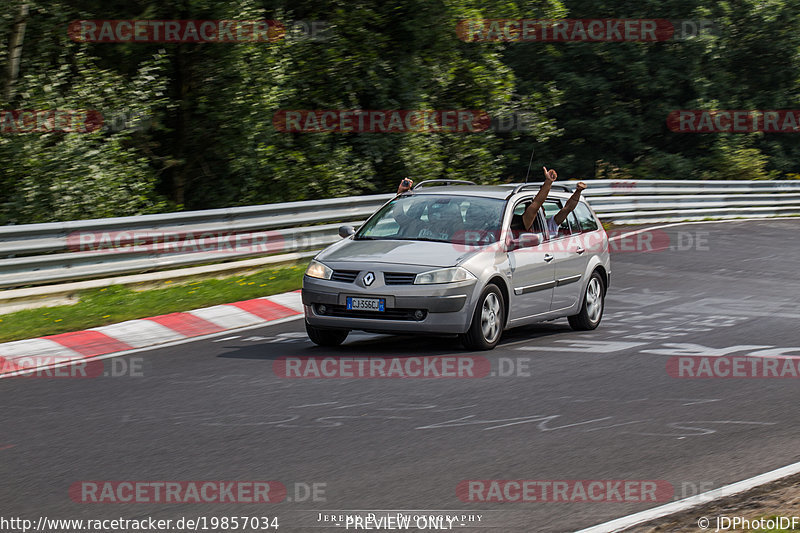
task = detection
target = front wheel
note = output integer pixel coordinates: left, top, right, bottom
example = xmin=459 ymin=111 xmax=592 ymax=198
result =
xmin=568 ymin=272 xmax=605 ymax=331
xmin=305 ymin=321 xmax=349 ymax=347
xmin=460 ymin=285 xmax=505 ymax=351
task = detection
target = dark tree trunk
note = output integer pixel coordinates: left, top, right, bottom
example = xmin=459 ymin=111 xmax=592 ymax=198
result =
xmin=4 ymin=2 xmax=28 ymax=103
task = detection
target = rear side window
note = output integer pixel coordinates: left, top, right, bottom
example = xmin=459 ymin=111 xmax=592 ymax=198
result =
xmin=574 ymin=202 xmax=599 ymax=232
xmin=564 ymin=211 xmax=580 ymax=235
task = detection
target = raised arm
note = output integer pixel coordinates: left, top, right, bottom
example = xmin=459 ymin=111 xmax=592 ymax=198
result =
xmin=396 ymin=178 xmax=413 ymax=195
xmin=393 ymin=178 xmax=414 ymax=224
xmin=521 ymin=167 xmax=557 ymax=231
xmin=552 ymin=181 xmax=587 ymax=225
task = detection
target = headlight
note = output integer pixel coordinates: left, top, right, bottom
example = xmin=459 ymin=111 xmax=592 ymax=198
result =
xmin=305 ymin=260 xmax=333 ymax=280
xmin=414 ymin=267 xmax=476 ymax=285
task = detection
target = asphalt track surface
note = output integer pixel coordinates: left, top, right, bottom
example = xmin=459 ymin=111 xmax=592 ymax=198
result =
xmin=2 ymin=219 xmax=799 ymax=533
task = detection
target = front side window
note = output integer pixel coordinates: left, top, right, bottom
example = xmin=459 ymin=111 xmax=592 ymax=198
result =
xmin=509 ymin=199 xmax=544 ymax=234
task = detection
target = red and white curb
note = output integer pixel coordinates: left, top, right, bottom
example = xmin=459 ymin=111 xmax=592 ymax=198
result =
xmin=0 ymin=291 xmax=304 ymax=378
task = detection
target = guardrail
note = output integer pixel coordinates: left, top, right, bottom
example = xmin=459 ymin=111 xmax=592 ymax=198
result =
xmin=1 ymin=179 xmax=799 ymax=290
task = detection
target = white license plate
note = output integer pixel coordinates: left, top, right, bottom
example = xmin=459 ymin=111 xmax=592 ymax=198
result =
xmin=346 ymin=297 xmax=385 ymax=312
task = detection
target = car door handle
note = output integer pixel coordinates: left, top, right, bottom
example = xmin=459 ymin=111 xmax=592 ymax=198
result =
xmin=576 ymin=246 xmax=586 ymax=254
xmin=544 ymin=253 xmax=554 ymax=262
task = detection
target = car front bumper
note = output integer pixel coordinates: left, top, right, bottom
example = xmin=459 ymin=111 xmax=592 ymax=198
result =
xmin=302 ymin=275 xmax=477 ymax=335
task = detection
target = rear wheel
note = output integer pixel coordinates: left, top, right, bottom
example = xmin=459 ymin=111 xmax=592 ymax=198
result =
xmin=460 ymin=285 xmax=505 ymax=351
xmin=305 ymin=321 xmax=349 ymax=347
xmin=568 ymin=272 xmax=605 ymax=331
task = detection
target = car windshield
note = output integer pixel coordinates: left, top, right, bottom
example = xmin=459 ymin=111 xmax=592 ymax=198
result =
xmin=355 ymin=194 xmax=505 ymax=245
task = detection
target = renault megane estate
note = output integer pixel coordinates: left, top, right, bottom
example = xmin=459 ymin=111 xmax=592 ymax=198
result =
xmin=302 ymin=180 xmax=610 ymax=350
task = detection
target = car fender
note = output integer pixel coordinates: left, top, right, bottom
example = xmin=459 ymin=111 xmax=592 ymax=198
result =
xmin=461 ymin=250 xmax=512 ymax=331
xmin=581 ymin=253 xmax=610 ymax=296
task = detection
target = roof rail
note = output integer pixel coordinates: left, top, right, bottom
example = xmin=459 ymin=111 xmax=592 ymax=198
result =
xmin=508 ymin=182 xmax=573 ymax=196
xmin=412 ymin=179 xmax=477 ymax=190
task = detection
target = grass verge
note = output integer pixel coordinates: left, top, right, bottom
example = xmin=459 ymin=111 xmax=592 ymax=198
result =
xmin=0 ymin=263 xmax=307 ymax=343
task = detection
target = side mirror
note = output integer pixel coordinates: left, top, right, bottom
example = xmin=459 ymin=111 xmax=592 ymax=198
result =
xmin=507 ymin=232 xmax=541 ymax=251
xmin=338 ymin=225 xmax=356 ymax=238
xmin=519 ymin=233 xmax=541 ymax=248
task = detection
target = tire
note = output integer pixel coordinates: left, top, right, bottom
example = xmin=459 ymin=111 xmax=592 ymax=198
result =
xmin=460 ymin=284 xmax=505 ymax=351
xmin=568 ymin=271 xmax=605 ymax=331
xmin=305 ymin=321 xmax=349 ymax=347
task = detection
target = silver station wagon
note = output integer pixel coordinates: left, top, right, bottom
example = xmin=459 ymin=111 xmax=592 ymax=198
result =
xmin=302 ymin=180 xmax=611 ymax=350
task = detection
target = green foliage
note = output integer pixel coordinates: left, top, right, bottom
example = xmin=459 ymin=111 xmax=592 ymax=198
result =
xmin=1 ymin=0 xmax=800 ymax=224
xmin=701 ymin=137 xmax=772 ymax=180
xmin=0 ymin=1 xmax=171 ymax=223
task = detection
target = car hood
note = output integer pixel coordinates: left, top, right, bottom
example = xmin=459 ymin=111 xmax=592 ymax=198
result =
xmin=317 ymin=238 xmax=473 ymax=268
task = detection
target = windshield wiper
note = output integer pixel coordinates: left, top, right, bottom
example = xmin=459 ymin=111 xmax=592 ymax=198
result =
xmin=357 ymin=233 xmax=433 ymax=241
xmin=390 ymin=237 xmax=451 ymax=243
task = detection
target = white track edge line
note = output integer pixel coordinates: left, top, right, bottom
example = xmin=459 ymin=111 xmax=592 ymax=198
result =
xmin=0 ymin=313 xmax=304 ymax=379
xmin=574 ymin=460 xmax=800 ymax=533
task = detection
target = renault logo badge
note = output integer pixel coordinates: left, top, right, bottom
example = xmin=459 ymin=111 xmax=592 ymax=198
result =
xmin=363 ymin=272 xmax=375 ymax=286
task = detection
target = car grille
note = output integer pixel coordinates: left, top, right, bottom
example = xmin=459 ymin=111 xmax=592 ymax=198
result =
xmin=383 ymin=272 xmax=417 ymax=285
xmin=330 ymin=270 xmax=360 ymax=283
xmin=319 ymin=305 xmax=426 ymax=321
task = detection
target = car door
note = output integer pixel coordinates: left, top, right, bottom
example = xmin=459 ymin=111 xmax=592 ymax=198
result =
xmin=506 ymin=199 xmax=555 ymax=322
xmin=543 ymin=199 xmax=589 ymax=311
